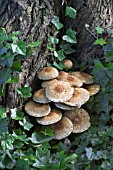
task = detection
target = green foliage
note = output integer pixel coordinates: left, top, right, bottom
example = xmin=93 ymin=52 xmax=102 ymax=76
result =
xmin=96 ymin=26 xmax=104 ymax=34
xmin=51 ymin=16 xmax=63 ymax=30
xmin=94 ymin=38 xmax=107 ymax=46
xmin=62 ymin=29 xmax=77 ymax=44
xmin=0 ymin=29 xmax=40 ymax=96
xmin=65 ymin=6 xmax=77 ymax=19
xmin=16 ymin=86 xmax=32 ymax=98
xmin=49 ymin=7 xmax=77 ymax=70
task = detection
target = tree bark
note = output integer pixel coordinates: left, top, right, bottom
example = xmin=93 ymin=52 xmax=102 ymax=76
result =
xmin=66 ymin=0 xmax=113 ymax=63
xmin=0 ymin=0 xmax=63 ymax=108
xmin=0 ymin=0 xmax=113 ymax=109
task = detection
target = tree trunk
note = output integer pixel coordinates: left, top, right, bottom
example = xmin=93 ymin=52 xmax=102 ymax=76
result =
xmin=0 ymin=0 xmax=113 ymax=109
xmin=65 ymin=0 xmax=113 ymax=63
xmin=0 ymin=0 xmax=63 ymax=108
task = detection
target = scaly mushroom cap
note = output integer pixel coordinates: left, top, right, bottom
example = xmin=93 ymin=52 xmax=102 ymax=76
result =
xmin=58 ymin=71 xmax=83 ymax=87
xmin=38 ymin=67 xmax=59 ymax=80
xmin=25 ymin=100 xmax=51 ymax=117
xmin=55 ymin=102 xmax=75 ymax=110
xmin=45 ymin=79 xmax=74 ymax=102
xmin=41 ymin=79 xmax=58 ymax=88
xmin=49 ymin=116 xmax=73 ymax=140
xmin=71 ymin=71 xmax=93 ymax=84
xmin=36 ymin=108 xmax=62 ymax=125
xmin=63 ymin=88 xmax=90 ymax=107
xmin=85 ymin=84 xmax=100 ymax=96
xmin=33 ymin=89 xmax=51 ymax=103
xmin=64 ymin=108 xmax=91 ymax=133
xmin=62 ymin=59 xmax=73 ymax=70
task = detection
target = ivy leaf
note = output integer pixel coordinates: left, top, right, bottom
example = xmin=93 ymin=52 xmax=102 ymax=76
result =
xmin=93 ymin=59 xmax=104 ymax=68
xmin=2 ymin=150 xmax=16 ymax=169
xmin=0 ymin=53 xmax=14 ymax=67
xmin=0 ymin=47 xmax=8 ymax=55
xmin=0 ymin=68 xmax=11 ymax=85
xmin=19 ymin=116 xmax=33 ymax=131
xmin=12 ymin=61 xmax=22 ymax=72
xmin=47 ymin=45 xmax=55 ymax=51
xmin=11 ymin=40 xmax=27 ymax=56
xmin=94 ymin=38 xmax=107 ymax=46
xmin=65 ymin=6 xmax=77 ymax=19
xmin=11 ymin=108 xmax=24 ymax=120
xmin=14 ymin=159 xmax=30 ymax=170
xmin=12 ymin=129 xmax=27 ymax=141
xmin=1 ymin=132 xmax=14 ymax=150
xmin=17 ymin=40 xmax=28 ymax=55
xmin=16 ymin=86 xmax=32 ymax=98
xmin=48 ymin=36 xmax=59 ymax=44
xmin=0 ymin=108 xmax=7 ymax=118
xmin=96 ymin=27 xmax=104 ymax=34
xmin=53 ymin=61 xmax=65 ymax=70
xmin=29 ymin=132 xmax=53 ymax=144
xmin=51 ymin=16 xmax=63 ymax=30
xmin=85 ymin=147 xmax=95 ymax=161
xmin=60 ymin=43 xmax=76 ymax=54
xmin=41 ymin=127 xmax=54 ymax=136
xmin=11 ymin=43 xmax=25 ymax=55
xmin=28 ymin=41 xmax=41 ymax=47
xmin=6 ymin=76 xmax=18 ymax=84
xmin=29 ymin=132 xmax=41 ymax=144
xmin=54 ymin=50 xmax=66 ymax=61
xmin=65 ymin=154 xmax=78 ymax=163
xmin=62 ymin=29 xmax=77 ymax=43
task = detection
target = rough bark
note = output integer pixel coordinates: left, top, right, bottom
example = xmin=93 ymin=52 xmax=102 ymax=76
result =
xmin=0 ymin=0 xmax=62 ymax=108
xmin=66 ymin=0 xmax=113 ymax=63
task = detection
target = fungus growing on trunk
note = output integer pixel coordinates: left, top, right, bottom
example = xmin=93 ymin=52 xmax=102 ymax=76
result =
xmin=64 ymin=108 xmax=91 ymax=133
xmin=36 ymin=108 xmax=62 ymax=125
xmin=38 ymin=67 xmax=59 ymax=80
xmin=25 ymin=100 xmax=51 ymax=117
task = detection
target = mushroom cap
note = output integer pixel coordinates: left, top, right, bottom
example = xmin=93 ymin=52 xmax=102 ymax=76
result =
xmin=85 ymin=84 xmax=100 ymax=96
xmin=25 ymin=100 xmax=51 ymax=117
xmin=58 ymin=71 xmax=83 ymax=87
xmin=55 ymin=102 xmax=75 ymax=110
xmin=41 ymin=79 xmax=58 ymax=88
xmin=38 ymin=67 xmax=59 ymax=80
xmin=33 ymin=89 xmax=51 ymax=103
xmin=63 ymin=88 xmax=90 ymax=107
xmin=36 ymin=108 xmax=62 ymax=125
xmin=45 ymin=79 xmax=74 ymax=102
xmin=49 ymin=116 xmax=73 ymax=140
xmin=62 ymin=59 xmax=73 ymax=70
xmin=64 ymin=108 xmax=91 ymax=133
xmin=71 ymin=71 xmax=93 ymax=84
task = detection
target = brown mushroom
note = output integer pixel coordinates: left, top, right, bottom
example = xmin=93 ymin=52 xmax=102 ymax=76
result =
xmin=25 ymin=100 xmax=51 ymax=117
xmin=49 ymin=116 xmax=73 ymax=140
xmin=38 ymin=67 xmax=59 ymax=80
xmin=45 ymin=79 xmax=74 ymax=102
xmin=71 ymin=71 xmax=93 ymax=84
xmin=58 ymin=71 xmax=83 ymax=87
xmin=63 ymin=88 xmax=90 ymax=107
xmin=85 ymin=84 xmax=100 ymax=96
xmin=41 ymin=79 xmax=58 ymax=88
xmin=33 ymin=89 xmax=50 ymax=103
xmin=62 ymin=59 xmax=73 ymax=70
xmin=55 ymin=102 xmax=75 ymax=110
xmin=64 ymin=108 xmax=91 ymax=133
xmin=36 ymin=108 xmax=62 ymax=125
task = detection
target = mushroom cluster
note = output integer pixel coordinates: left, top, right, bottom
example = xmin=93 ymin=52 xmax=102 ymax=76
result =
xmin=25 ymin=63 xmax=100 ymax=140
